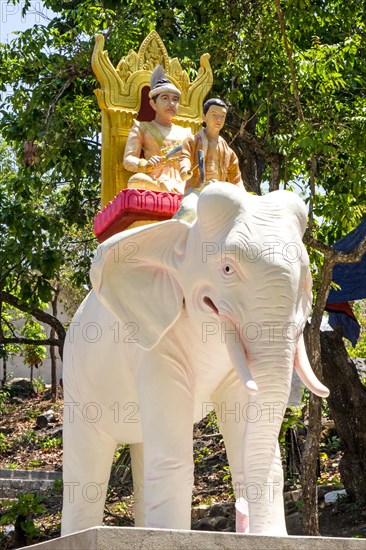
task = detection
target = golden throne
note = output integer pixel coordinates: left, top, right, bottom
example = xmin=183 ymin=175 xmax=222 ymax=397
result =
xmin=92 ymin=31 xmax=213 ymax=241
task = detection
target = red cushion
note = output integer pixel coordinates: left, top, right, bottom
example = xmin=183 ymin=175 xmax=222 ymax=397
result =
xmin=94 ymin=188 xmax=182 ymax=242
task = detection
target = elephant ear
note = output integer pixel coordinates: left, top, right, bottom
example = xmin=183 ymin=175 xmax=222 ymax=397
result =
xmin=90 ymin=220 xmax=190 ymax=350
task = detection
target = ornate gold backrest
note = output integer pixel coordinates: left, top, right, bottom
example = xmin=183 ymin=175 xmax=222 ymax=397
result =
xmin=92 ymin=31 xmax=213 ymax=206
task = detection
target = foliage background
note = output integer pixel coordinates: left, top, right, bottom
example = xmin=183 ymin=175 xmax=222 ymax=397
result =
xmin=0 ymin=0 xmax=365 ymax=315
xmin=0 ymin=0 xmax=366 ymax=538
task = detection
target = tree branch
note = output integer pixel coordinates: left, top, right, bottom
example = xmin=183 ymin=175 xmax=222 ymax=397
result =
xmin=3 ymin=318 xmax=17 ymax=337
xmin=334 ymin=235 xmax=366 ymax=264
xmin=307 ymin=155 xmax=317 ymax=234
xmin=303 ymin=232 xmax=334 ymax=256
xmin=311 ymin=258 xmax=335 ymax=335
xmin=238 ymin=127 xmax=275 ymax=160
xmin=307 ymin=233 xmax=366 ymax=335
xmin=0 ymin=290 xmax=66 ymax=357
xmin=274 ymin=0 xmax=305 ymax=121
xmin=0 ymin=337 xmax=61 ymax=346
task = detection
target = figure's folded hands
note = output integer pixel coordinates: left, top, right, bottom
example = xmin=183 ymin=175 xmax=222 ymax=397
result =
xmin=146 ymin=155 xmax=163 ymax=170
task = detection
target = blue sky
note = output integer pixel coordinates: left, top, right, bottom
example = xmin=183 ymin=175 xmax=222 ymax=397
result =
xmin=0 ymin=0 xmax=55 ymax=43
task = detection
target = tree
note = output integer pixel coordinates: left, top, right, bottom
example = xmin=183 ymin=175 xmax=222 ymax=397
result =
xmin=321 ymin=328 xmax=366 ymax=504
xmin=0 ymin=0 xmax=366 ymax=534
xmin=0 ymin=136 xmax=65 ymax=348
xmin=21 ymin=319 xmax=47 ymax=385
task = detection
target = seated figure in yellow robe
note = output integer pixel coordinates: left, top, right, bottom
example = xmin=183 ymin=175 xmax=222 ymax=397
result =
xmin=123 ymin=65 xmax=191 ymax=194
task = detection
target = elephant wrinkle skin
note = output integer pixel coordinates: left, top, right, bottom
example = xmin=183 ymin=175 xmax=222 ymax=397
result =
xmin=62 ymin=182 xmax=329 ymax=537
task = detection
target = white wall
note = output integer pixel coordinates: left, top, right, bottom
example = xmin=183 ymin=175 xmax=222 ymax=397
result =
xmin=6 ymin=347 xmax=63 ymax=385
xmin=3 ymin=295 xmax=72 ymax=385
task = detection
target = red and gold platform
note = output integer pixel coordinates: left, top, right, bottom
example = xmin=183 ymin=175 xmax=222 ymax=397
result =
xmin=94 ymin=188 xmax=182 ymax=243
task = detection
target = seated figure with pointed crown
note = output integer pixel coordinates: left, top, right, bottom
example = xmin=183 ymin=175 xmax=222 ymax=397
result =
xmin=123 ymin=65 xmax=192 ymax=194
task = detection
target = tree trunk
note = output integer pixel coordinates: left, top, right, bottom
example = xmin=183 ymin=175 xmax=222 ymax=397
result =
xmin=320 ymin=329 xmax=366 ymax=504
xmin=269 ymin=155 xmax=281 ymax=191
xmin=237 ymin=142 xmax=265 ymax=195
xmin=227 ymin=111 xmax=266 ymax=195
xmin=1 ymin=355 xmax=7 ymax=388
xmin=50 ymin=335 xmax=57 ymax=402
xmin=50 ymin=288 xmax=60 ymax=402
xmin=301 ymin=324 xmax=322 ymax=535
xmin=300 ymin=392 xmax=321 ymax=535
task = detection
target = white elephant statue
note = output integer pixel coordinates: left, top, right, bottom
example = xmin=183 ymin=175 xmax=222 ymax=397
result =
xmin=61 ymin=182 xmax=329 ymax=536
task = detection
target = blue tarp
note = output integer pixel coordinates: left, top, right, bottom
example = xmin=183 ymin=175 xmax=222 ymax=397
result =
xmin=327 ymin=217 xmax=366 ymax=304
xmin=324 ymin=218 xmax=366 ymax=346
xmin=325 ymin=302 xmax=360 ymax=347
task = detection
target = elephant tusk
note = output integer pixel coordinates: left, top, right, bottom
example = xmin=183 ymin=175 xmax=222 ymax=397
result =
xmin=294 ymin=334 xmax=330 ymax=398
xmin=221 ymin=317 xmax=258 ymax=395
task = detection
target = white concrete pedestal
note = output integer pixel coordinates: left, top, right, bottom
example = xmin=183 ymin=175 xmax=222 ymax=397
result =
xmin=25 ymin=526 xmax=366 ymax=550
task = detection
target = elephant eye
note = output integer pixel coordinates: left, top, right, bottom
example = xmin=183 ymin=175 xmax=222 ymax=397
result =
xmin=223 ymin=264 xmax=235 ymax=275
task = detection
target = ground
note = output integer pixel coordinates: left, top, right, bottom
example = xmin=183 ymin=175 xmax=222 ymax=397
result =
xmin=0 ymin=381 xmax=366 ymax=547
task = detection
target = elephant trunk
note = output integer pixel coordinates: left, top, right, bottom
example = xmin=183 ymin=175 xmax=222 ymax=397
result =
xmin=220 ymin=312 xmax=328 ymax=533
xmin=220 ymin=317 xmax=258 ymax=395
xmin=241 ymin=332 xmax=328 ymax=534
xmin=294 ymin=334 xmax=329 ymax=397
xmin=242 ymin=348 xmax=293 ymax=535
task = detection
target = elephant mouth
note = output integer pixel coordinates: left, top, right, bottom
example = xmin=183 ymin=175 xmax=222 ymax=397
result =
xmin=203 ymin=296 xmax=219 ymax=316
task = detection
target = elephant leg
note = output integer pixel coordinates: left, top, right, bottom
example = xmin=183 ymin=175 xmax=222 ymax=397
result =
xmin=213 ymin=370 xmax=249 ymax=533
xmin=130 ymin=442 xmax=145 ymax=527
xmin=135 ymin=344 xmax=194 ymax=529
xmin=61 ymin=414 xmax=116 ymax=536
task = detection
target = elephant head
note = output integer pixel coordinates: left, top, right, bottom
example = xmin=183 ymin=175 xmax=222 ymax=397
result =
xmin=90 ymin=182 xmax=328 ymax=534
xmin=182 ymin=184 xmax=329 ymax=398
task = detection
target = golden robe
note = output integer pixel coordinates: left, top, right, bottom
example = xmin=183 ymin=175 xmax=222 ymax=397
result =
xmin=123 ymin=120 xmax=191 ymax=193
